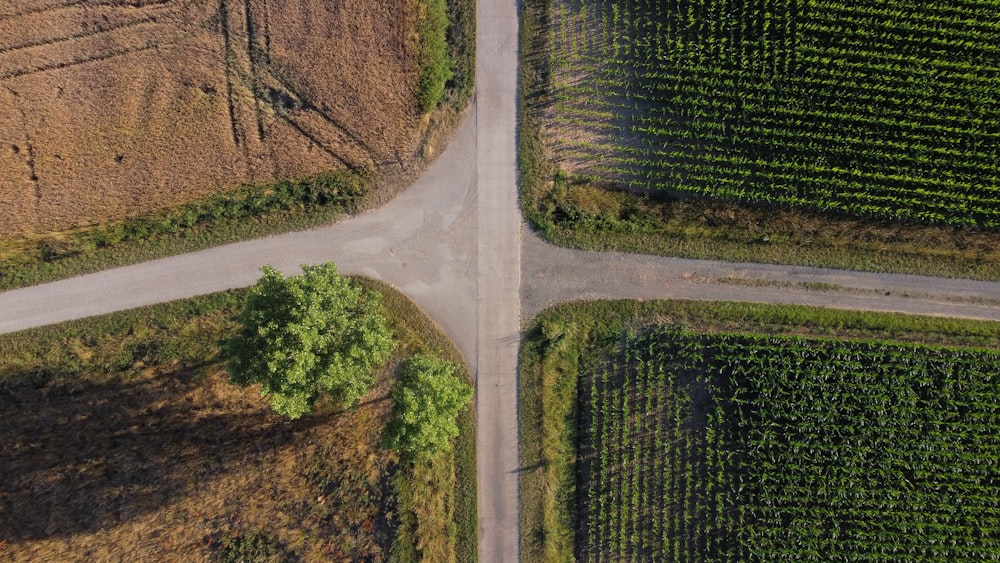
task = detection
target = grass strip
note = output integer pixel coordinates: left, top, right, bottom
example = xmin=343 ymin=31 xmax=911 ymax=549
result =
xmin=0 ymin=171 xmax=368 ymax=291
xmin=356 ymin=278 xmax=478 ymax=563
xmin=417 ymin=0 xmax=454 ymax=113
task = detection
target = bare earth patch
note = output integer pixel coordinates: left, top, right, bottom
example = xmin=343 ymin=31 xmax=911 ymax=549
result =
xmin=0 ymin=0 xmax=422 ymax=238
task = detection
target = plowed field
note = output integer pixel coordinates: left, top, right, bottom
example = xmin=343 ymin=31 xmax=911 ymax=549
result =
xmin=0 ymin=0 xmax=422 ymax=237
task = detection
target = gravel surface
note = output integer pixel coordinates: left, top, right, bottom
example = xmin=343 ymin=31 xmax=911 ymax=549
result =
xmin=522 ymin=229 xmax=1000 ymax=323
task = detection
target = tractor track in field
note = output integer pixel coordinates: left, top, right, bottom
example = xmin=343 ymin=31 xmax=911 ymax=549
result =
xmin=241 ymin=0 xmax=265 ymax=142
xmin=218 ymin=0 xmax=246 ymax=149
xmin=0 ymin=0 xmax=187 ymax=82
xmin=0 ymin=0 xmax=172 ymax=21
xmin=0 ymin=41 xmax=169 ymax=80
xmin=0 ymin=0 xmax=179 ymax=63
xmin=214 ymin=0 xmax=374 ymax=171
xmin=0 ymin=14 xmax=164 ymax=56
xmin=5 ymin=90 xmax=41 ymax=204
xmin=257 ymin=66 xmax=378 ymax=170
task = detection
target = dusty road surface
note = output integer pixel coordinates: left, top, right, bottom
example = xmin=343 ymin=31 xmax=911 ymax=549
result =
xmin=522 ymin=230 xmax=1000 ymax=323
xmin=0 ymin=113 xmax=480 ymax=363
xmin=475 ymin=0 xmax=522 ymax=559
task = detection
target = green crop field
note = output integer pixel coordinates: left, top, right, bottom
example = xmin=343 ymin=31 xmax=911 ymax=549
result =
xmin=544 ymin=0 xmax=1000 ymax=228
xmin=579 ymin=325 xmax=1000 ymax=561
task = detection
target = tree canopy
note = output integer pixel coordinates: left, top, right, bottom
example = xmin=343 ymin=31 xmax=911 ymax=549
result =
xmin=384 ymin=354 xmax=473 ymax=461
xmin=224 ymin=263 xmax=395 ymax=419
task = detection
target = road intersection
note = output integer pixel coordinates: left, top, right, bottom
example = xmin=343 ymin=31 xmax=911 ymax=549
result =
xmin=2 ymin=1 xmax=1000 ymax=560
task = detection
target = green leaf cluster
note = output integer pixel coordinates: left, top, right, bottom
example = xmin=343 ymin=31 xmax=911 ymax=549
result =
xmin=385 ymin=354 xmax=473 ymax=461
xmin=224 ymin=263 xmax=395 ymax=419
xmin=417 ymin=0 xmax=454 ymax=112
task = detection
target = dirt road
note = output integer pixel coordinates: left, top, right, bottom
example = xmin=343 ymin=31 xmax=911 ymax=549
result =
xmin=522 ymin=230 xmax=1000 ymax=322
xmin=475 ymin=0 xmax=521 ymax=559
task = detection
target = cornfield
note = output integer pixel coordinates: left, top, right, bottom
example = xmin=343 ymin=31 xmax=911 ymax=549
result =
xmin=546 ymin=0 xmax=1000 ymax=228
xmin=579 ymin=325 xmax=1000 ymax=561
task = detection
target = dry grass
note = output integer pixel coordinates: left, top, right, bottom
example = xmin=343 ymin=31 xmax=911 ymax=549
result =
xmin=0 ymin=366 xmax=397 ymax=561
xmin=0 ymin=279 xmax=477 ymax=562
xmin=0 ymin=0 xmax=424 ymax=238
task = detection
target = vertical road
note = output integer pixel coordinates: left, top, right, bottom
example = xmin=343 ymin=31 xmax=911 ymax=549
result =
xmin=475 ymin=0 xmax=522 ymax=560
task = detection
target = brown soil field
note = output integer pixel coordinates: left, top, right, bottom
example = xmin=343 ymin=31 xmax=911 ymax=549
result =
xmin=0 ymin=0 xmax=422 ymax=238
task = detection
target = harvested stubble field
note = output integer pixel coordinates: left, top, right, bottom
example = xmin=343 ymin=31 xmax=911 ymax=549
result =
xmin=0 ymin=0 xmax=424 ymax=238
xmin=0 ymin=280 xmax=476 ymax=561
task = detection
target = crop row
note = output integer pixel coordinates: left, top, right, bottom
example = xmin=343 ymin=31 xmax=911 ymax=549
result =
xmin=547 ymin=0 xmax=1000 ymax=229
xmin=578 ymin=325 xmax=1000 ymax=561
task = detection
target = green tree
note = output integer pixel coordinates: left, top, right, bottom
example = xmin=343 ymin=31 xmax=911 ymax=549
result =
xmin=224 ymin=263 xmax=395 ymax=419
xmin=384 ymin=354 xmax=472 ymax=461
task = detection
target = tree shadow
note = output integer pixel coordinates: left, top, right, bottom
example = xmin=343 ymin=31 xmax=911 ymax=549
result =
xmin=0 ymin=365 xmax=338 ymax=541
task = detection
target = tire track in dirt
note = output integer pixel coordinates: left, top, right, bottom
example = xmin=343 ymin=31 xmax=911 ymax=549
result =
xmin=0 ymin=2 xmax=184 ymax=82
xmin=5 ymin=89 xmax=40 ymax=209
xmin=0 ymin=1 xmax=86 ymax=20
xmin=217 ymin=0 xmax=245 ymax=149
xmin=259 ymin=0 xmax=271 ymax=62
xmin=0 ymin=14 xmax=164 ymax=56
xmin=215 ymin=0 xmax=369 ymax=172
xmin=0 ymin=42 xmax=171 ymax=81
xmin=0 ymin=0 xmax=171 ymax=20
xmin=257 ymin=68 xmax=377 ymax=171
xmin=242 ymin=0 xmax=265 ymax=142
xmin=278 ymin=118 xmax=356 ymax=170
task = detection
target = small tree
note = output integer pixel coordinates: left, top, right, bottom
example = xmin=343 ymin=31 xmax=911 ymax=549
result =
xmin=384 ymin=354 xmax=473 ymax=461
xmin=224 ymin=263 xmax=395 ymax=419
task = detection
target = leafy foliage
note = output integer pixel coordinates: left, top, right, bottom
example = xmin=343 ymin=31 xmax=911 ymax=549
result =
xmin=384 ymin=354 xmax=473 ymax=461
xmin=418 ymin=0 xmax=455 ymax=112
xmin=224 ymin=263 xmax=395 ymax=419
xmin=213 ymin=530 xmax=295 ymax=563
xmin=0 ymin=170 xmax=368 ymax=291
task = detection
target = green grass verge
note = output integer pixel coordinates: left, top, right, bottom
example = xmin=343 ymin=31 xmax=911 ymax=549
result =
xmin=519 ymin=299 xmax=1000 ymax=563
xmin=0 ymin=171 xmax=368 ymax=292
xmin=417 ymin=0 xmax=454 ymax=113
xmin=0 ymin=277 xmax=476 ymax=561
xmin=446 ymin=0 xmax=476 ymax=109
xmin=356 ymin=278 xmax=478 ymax=563
xmin=518 ymin=0 xmax=1000 ymax=282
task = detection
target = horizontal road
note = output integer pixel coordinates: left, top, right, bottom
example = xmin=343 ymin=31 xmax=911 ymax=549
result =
xmin=3 ymin=108 xmax=1000 ymax=563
